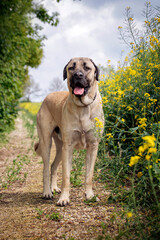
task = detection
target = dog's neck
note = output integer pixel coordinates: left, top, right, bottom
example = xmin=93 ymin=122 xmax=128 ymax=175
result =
xmin=72 ymin=84 xmax=98 ymax=107
xmin=78 ymin=92 xmax=97 ymax=106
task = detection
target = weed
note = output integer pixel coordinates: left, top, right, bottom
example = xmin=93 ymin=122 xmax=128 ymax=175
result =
xmin=21 ymin=109 xmax=37 ymax=140
xmin=0 ymin=154 xmax=30 ymax=188
xmin=46 ymin=212 xmax=62 ymax=221
xmin=84 ymin=195 xmax=99 ymax=206
xmin=35 ymin=208 xmax=44 ymax=219
xmin=70 ymin=150 xmax=85 ymax=187
xmin=35 ymin=209 xmax=63 ymax=221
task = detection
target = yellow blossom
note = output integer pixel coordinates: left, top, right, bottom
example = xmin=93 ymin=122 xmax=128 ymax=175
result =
xmin=138 ymin=144 xmax=148 ymax=155
xmin=106 ymin=133 xmax=113 ymax=140
xmin=129 ymin=156 xmax=140 ymax=167
xmin=146 ymin=165 xmax=152 ymax=169
xmin=19 ymin=102 xmax=41 ymax=115
xmin=94 ymin=117 xmax=104 ymax=129
xmin=147 ymin=148 xmax=157 ymax=154
xmin=137 ymin=172 xmax=143 ymax=178
xmin=127 ymin=106 xmax=133 ymax=111
xmin=145 ymin=155 xmax=151 ymax=161
xmin=142 ymin=135 xmax=156 ymax=147
xmin=126 ymin=212 xmax=133 ymax=218
xmin=144 ymin=93 xmax=150 ymax=98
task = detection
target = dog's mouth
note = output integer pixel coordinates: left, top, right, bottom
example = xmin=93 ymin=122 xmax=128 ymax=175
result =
xmin=72 ymin=83 xmax=89 ymax=97
xmin=73 ymin=86 xmax=84 ymax=95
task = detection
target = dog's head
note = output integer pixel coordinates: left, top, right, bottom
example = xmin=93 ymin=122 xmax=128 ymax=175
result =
xmin=63 ymin=57 xmax=99 ymax=98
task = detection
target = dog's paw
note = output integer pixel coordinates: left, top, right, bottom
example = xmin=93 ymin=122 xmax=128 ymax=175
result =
xmin=43 ymin=190 xmax=53 ymax=200
xmin=51 ymin=186 xmax=61 ymax=194
xmin=85 ymin=190 xmax=94 ymax=200
xmin=57 ymin=195 xmax=70 ymax=206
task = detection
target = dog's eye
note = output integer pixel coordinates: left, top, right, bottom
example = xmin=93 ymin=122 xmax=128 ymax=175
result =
xmin=68 ymin=62 xmax=76 ymax=71
xmin=83 ymin=63 xmax=91 ymax=71
xmin=68 ymin=66 xmax=75 ymax=71
xmin=84 ymin=66 xmax=91 ymax=71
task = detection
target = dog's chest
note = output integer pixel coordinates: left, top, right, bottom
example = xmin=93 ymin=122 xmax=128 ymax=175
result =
xmin=72 ymin=109 xmax=94 ymax=149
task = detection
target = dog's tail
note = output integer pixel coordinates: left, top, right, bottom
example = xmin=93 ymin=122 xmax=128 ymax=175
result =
xmin=34 ymin=142 xmax=41 ymax=156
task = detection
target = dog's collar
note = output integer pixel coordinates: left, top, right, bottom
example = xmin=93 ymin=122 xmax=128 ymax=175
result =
xmin=79 ymin=92 xmax=97 ymax=106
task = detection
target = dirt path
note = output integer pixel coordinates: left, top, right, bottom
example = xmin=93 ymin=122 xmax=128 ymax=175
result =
xmin=0 ymin=117 xmax=118 ymax=240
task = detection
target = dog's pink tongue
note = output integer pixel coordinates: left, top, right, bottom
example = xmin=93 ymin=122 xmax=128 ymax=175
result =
xmin=74 ymin=87 xmax=84 ymax=95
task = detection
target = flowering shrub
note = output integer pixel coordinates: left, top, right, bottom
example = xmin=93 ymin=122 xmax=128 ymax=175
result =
xmin=97 ymin=3 xmax=160 ymax=239
xmin=19 ymin=102 xmax=41 ymax=116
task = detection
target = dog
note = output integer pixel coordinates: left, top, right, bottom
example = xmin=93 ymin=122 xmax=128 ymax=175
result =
xmin=35 ymin=57 xmax=104 ymax=206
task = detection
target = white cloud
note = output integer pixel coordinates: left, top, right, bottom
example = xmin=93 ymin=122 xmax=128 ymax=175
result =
xmin=30 ymin=0 xmax=159 ymax=101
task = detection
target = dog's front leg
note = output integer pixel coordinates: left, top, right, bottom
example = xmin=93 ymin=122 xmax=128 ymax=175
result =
xmin=57 ymin=144 xmax=73 ymax=206
xmin=85 ymin=142 xmax=98 ymax=200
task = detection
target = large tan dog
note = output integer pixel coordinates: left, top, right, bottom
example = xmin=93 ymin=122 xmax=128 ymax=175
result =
xmin=35 ymin=57 xmax=104 ymax=206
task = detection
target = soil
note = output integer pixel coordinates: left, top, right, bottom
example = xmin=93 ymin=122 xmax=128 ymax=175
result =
xmin=0 ymin=117 xmax=118 ymax=240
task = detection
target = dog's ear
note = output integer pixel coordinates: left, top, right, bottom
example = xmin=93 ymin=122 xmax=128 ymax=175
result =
xmin=90 ymin=59 xmax=99 ymax=81
xmin=63 ymin=59 xmax=72 ymax=80
xmin=63 ymin=64 xmax=67 ymax=81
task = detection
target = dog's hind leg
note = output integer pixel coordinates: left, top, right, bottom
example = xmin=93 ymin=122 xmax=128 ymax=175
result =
xmin=51 ymin=133 xmax=62 ymax=194
xmin=35 ymin=107 xmax=55 ymax=199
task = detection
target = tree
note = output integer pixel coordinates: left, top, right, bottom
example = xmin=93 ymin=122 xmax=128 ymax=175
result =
xmin=0 ymin=0 xmax=60 ymax=132
xmin=48 ymin=77 xmax=67 ymax=93
xmin=22 ymin=77 xmax=42 ymax=102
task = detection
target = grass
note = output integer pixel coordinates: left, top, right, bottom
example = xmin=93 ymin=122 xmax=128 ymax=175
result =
xmin=70 ymin=150 xmax=86 ymax=187
xmin=0 ymin=154 xmax=30 ymax=188
xmin=35 ymin=208 xmax=63 ymax=221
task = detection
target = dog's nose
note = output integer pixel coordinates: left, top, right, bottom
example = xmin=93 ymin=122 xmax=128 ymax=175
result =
xmin=74 ymin=71 xmax=83 ymax=79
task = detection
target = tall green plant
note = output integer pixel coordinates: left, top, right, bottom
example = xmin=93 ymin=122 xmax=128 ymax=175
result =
xmin=0 ymin=0 xmax=59 ymax=132
xmin=97 ymin=3 xmax=160 ymax=239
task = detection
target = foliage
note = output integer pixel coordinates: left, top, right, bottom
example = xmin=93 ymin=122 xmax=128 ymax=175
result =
xmin=70 ymin=150 xmax=85 ymax=187
xmin=46 ymin=212 xmax=63 ymax=221
xmin=19 ymin=102 xmax=41 ymax=116
xmin=0 ymin=154 xmax=30 ymax=188
xmin=0 ymin=0 xmax=59 ymax=132
xmin=35 ymin=208 xmax=63 ymax=221
xmin=97 ymin=3 xmax=160 ymax=239
xmin=19 ymin=102 xmax=41 ymax=145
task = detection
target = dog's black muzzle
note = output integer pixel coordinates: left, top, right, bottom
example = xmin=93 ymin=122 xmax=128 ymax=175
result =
xmin=70 ymin=71 xmax=90 ymax=97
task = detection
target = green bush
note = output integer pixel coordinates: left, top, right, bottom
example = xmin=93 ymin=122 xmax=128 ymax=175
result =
xmin=97 ymin=3 xmax=160 ymax=239
xmin=0 ymin=0 xmax=59 ymax=133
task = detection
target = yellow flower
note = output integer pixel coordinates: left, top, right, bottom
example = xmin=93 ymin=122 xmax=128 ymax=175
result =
xmin=94 ymin=117 xmax=104 ymax=129
xmin=130 ymin=69 xmax=136 ymax=75
xmin=137 ymin=172 xmax=143 ymax=178
xmin=142 ymin=135 xmax=156 ymax=147
xmin=144 ymin=93 xmax=150 ymax=98
xmin=106 ymin=133 xmax=113 ymax=140
xmin=126 ymin=212 xmax=133 ymax=218
xmin=146 ymin=165 xmax=152 ymax=169
xmin=19 ymin=102 xmax=41 ymax=115
xmin=129 ymin=156 xmax=140 ymax=167
xmin=145 ymin=155 xmax=151 ymax=161
xmin=125 ymin=56 xmax=129 ymax=62
xmin=127 ymin=106 xmax=133 ymax=111
xmin=148 ymin=148 xmax=157 ymax=154
xmin=138 ymin=118 xmax=147 ymax=129
xmin=138 ymin=145 xmax=146 ymax=154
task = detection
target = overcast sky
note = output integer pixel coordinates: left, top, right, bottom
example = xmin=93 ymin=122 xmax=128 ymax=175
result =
xmin=30 ymin=0 xmax=159 ymax=101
